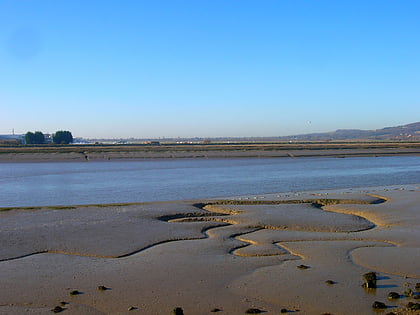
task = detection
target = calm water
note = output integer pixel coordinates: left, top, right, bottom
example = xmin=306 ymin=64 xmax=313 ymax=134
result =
xmin=0 ymin=156 xmax=419 ymax=207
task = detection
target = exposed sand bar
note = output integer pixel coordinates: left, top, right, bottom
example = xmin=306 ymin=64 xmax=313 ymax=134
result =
xmin=0 ymin=185 xmax=419 ymax=314
xmin=0 ymin=142 xmax=419 ymax=162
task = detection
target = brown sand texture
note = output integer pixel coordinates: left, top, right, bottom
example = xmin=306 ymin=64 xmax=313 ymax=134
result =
xmin=0 ymin=185 xmax=419 ymax=314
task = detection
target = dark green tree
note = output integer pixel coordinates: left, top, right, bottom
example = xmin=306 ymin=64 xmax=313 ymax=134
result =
xmin=53 ymin=130 xmax=73 ymax=144
xmin=25 ymin=131 xmax=45 ymax=144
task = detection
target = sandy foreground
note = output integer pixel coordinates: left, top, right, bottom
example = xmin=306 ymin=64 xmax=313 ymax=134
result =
xmin=0 ymin=185 xmax=419 ymax=314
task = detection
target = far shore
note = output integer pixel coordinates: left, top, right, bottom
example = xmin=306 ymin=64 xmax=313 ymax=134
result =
xmin=0 ymin=141 xmax=419 ymax=162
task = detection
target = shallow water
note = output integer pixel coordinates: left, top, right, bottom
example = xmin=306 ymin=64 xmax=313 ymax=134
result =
xmin=0 ymin=156 xmax=419 ymax=207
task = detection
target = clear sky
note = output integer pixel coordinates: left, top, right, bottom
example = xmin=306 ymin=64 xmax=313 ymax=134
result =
xmin=1 ymin=0 xmax=419 ymax=138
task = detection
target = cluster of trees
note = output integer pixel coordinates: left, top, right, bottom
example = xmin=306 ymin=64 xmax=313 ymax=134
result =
xmin=25 ymin=130 xmax=73 ymax=145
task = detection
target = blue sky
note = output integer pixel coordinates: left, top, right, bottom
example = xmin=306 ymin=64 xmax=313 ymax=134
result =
xmin=1 ymin=0 xmax=419 ymax=138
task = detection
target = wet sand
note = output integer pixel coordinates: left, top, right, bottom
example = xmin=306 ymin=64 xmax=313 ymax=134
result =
xmin=0 ymin=185 xmax=419 ymax=314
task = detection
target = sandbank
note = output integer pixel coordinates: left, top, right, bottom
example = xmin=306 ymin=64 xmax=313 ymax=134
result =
xmin=0 ymin=185 xmax=419 ymax=314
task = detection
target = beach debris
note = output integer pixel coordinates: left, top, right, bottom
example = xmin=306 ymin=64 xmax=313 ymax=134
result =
xmin=69 ymin=290 xmax=81 ymax=296
xmin=325 ymin=280 xmax=335 ymax=285
xmin=372 ymin=301 xmax=387 ymax=309
xmin=387 ymin=292 xmax=400 ymax=300
xmin=297 ymin=264 xmax=310 ymax=270
xmin=51 ymin=306 xmax=64 ymax=313
xmin=127 ymin=306 xmax=137 ymax=311
xmin=280 ymin=309 xmax=288 ymax=313
xmin=407 ymin=302 xmax=420 ymax=310
xmin=404 ymin=288 xmax=414 ymax=297
xmin=362 ymin=271 xmax=377 ymax=288
xmin=97 ymin=285 xmax=109 ymax=291
xmin=210 ymin=308 xmax=222 ymax=312
xmin=173 ymin=307 xmax=184 ymax=315
xmin=245 ymin=308 xmax=263 ymax=314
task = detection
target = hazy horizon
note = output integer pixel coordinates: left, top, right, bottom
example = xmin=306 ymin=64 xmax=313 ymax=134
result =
xmin=1 ymin=1 xmax=419 ymax=138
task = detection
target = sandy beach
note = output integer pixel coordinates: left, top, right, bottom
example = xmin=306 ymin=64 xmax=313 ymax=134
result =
xmin=0 ymin=185 xmax=419 ymax=314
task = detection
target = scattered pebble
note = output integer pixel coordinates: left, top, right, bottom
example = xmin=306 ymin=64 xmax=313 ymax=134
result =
xmin=245 ymin=308 xmax=262 ymax=314
xmin=297 ymin=264 xmax=310 ymax=270
xmin=405 ymin=288 xmax=414 ymax=297
xmin=372 ymin=301 xmax=387 ymax=309
xmin=387 ymin=292 xmax=400 ymax=299
xmin=416 ymin=283 xmax=420 ymax=291
xmin=59 ymin=302 xmax=67 ymax=306
xmin=69 ymin=290 xmax=81 ymax=296
xmin=210 ymin=308 xmax=221 ymax=312
xmin=280 ymin=308 xmax=288 ymax=313
xmin=97 ymin=285 xmax=108 ymax=291
xmin=127 ymin=306 xmax=137 ymax=311
xmin=325 ymin=280 xmax=335 ymax=285
xmin=407 ymin=302 xmax=420 ymax=310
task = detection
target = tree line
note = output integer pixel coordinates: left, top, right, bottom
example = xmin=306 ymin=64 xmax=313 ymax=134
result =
xmin=25 ymin=130 xmax=73 ymax=144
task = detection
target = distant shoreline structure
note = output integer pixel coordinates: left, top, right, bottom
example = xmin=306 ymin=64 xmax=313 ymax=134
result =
xmin=1 ymin=122 xmax=419 ymax=144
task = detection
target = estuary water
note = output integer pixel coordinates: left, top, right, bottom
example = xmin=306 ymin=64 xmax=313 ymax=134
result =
xmin=0 ymin=156 xmax=419 ymax=207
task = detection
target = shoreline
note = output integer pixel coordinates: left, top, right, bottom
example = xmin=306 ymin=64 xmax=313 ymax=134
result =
xmin=1 ymin=142 xmax=419 ymax=162
xmin=0 ymin=148 xmax=419 ymax=163
xmin=0 ymin=184 xmax=418 ymax=314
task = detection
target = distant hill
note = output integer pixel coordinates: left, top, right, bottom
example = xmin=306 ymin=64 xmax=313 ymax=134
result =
xmin=281 ymin=122 xmax=420 ymax=141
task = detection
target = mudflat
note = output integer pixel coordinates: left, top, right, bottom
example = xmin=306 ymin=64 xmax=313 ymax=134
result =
xmin=0 ymin=142 xmax=419 ymax=162
xmin=0 ymin=185 xmax=419 ymax=314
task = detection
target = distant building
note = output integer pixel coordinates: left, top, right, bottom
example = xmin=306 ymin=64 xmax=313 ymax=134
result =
xmin=144 ymin=141 xmax=160 ymax=145
xmin=0 ymin=134 xmax=24 ymax=144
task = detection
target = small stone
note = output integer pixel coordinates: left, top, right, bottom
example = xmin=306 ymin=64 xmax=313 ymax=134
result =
xmin=415 ymin=283 xmax=420 ymax=291
xmin=280 ymin=309 xmax=288 ymax=313
xmin=245 ymin=308 xmax=262 ymax=314
xmin=97 ymin=285 xmax=108 ymax=291
xmin=385 ymin=312 xmax=396 ymax=315
xmin=407 ymin=302 xmax=420 ymax=310
xmin=405 ymin=288 xmax=413 ymax=297
xmin=127 ymin=306 xmax=136 ymax=311
xmin=325 ymin=280 xmax=335 ymax=285
xmin=69 ymin=290 xmax=81 ymax=296
xmin=372 ymin=301 xmax=387 ymax=309
xmin=59 ymin=302 xmax=67 ymax=306
xmin=52 ymin=306 xmax=64 ymax=313
xmin=388 ymin=292 xmax=400 ymax=299
xmin=211 ymin=308 xmax=221 ymax=312
xmin=297 ymin=264 xmax=310 ymax=270
xmin=173 ymin=307 xmax=184 ymax=315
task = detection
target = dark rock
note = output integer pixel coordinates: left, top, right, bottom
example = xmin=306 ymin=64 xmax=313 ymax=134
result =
xmin=69 ymin=290 xmax=81 ymax=296
xmin=97 ymin=285 xmax=108 ymax=291
xmin=297 ymin=264 xmax=310 ymax=270
xmin=415 ymin=282 xmax=420 ymax=291
xmin=173 ymin=307 xmax=184 ymax=315
xmin=280 ymin=309 xmax=288 ymax=313
xmin=405 ymin=288 xmax=413 ymax=297
xmin=211 ymin=308 xmax=222 ymax=312
xmin=407 ymin=302 xmax=420 ymax=310
xmin=385 ymin=312 xmax=396 ymax=315
xmin=325 ymin=280 xmax=335 ymax=285
xmin=59 ymin=302 xmax=67 ymax=306
xmin=363 ymin=272 xmax=377 ymax=288
xmin=387 ymin=292 xmax=400 ymax=299
xmin=52 ymin=306 xmax=64 ymax=313
xmin=245 ymin=308 xmax=262 ymax=314
xmin=372 ymin=301 xmax=387 ymax=309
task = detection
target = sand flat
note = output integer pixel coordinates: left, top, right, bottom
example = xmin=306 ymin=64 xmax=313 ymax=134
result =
xmin=0 ymin=185 xmax=419 ymax=314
